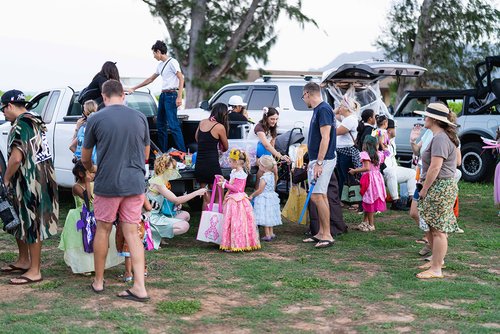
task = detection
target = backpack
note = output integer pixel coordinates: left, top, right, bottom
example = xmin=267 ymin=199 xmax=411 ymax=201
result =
xmin=77 ymin=86 xmax=100 ymax=105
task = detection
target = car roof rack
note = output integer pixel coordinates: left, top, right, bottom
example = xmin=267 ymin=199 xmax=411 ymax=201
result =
xmin=261 ymin=75 xmax=322 ymax=83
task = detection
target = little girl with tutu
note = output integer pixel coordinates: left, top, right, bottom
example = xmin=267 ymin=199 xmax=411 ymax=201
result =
xmin=218 ymin=149 xmax=261 ymax=252
xmin=249 ymin=155 xmax=282 ymax=241
xmin=147 ymin=154 xmax=207 ymax=249
xmin=58 ymin=161 xmax=122 ymax=274
xmin=349 ymin=136 xmax=388 ymax=232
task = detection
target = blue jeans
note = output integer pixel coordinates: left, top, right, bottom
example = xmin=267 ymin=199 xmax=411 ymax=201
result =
xmin=157 ymin=92 xmax=186 ymax=152
xmin=336 ymin=151 xmax=352 ymax=197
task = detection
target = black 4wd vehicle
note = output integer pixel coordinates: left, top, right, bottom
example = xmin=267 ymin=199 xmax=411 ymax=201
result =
xmin=393 ymin=56 xmax=500 ymax=182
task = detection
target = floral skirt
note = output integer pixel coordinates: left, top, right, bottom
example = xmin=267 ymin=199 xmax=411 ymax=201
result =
xmin=418 ymin=178 xmax=458 ymax=233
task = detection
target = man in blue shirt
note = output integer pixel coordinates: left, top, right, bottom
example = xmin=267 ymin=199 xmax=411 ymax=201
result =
xmin=302 ymin=82 xmax=336 ymax=248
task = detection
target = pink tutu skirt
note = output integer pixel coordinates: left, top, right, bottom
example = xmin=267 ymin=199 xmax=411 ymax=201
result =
xmin=362 ymin=198 xmax=387 ymax=213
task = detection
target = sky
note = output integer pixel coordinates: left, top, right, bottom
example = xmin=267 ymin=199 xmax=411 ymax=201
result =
xmin=0 ymin=0 xmax=395 ymax=94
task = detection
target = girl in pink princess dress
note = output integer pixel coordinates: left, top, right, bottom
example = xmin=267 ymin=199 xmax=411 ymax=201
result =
xmin=217 ymin=149 xmax=261 ymax=252
xmin=349 ymin=135 xmax=389 ymax=232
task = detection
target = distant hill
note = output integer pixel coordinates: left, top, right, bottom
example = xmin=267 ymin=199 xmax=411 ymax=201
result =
xmin=313 ymin=50 xmax=385 ymax=72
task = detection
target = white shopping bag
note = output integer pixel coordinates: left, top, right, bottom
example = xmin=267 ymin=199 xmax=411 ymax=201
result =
xmin=196 ymin=178 xmax=224 ymax=244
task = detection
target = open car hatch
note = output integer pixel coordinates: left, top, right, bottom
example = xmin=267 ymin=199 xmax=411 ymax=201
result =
xmin=321 ymin=60 xmax=427 ymax=86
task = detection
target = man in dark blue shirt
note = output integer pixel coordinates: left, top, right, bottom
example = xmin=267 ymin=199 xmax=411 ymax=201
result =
xmin=302 ymin=82 xmax=336 ymax=248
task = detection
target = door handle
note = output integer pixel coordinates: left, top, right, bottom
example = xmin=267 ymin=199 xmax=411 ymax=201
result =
xmin=2 ymin=132 xmax=7 ymax=135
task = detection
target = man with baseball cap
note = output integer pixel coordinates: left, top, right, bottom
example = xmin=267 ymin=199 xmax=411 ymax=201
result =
xmin=0 ymin=90 xmax=59 ymax=285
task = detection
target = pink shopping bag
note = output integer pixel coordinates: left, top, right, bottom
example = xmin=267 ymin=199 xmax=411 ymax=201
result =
xmin=196 ymin=177 xmax=224 ymax=244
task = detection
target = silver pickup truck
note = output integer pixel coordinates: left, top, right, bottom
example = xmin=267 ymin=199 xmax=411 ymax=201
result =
xmin=0 ymin=88 xmax=158 ymax=188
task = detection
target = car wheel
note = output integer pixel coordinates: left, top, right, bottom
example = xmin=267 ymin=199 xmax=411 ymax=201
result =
xmin=460 ymin=142 xmax=495 ymax=182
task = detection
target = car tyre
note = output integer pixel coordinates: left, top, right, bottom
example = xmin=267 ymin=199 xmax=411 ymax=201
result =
xmin=460 ymin=142 xmax=495 ymax=182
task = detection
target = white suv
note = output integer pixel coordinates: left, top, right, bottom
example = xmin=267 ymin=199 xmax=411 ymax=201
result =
xmin=181 ymin=75 xmax=323 ymax=141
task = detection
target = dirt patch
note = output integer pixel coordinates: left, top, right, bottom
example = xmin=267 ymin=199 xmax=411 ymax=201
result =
xmin=291 ymin=319 xmax=355 ymax=334
xmin=482 ymin=323 xmax=500 ymax=329
xmin=368 ymin=313 xmax=415 ymax=323
xmin=419 ymin=303 xmax=453 ymax=310
xmin=487 ymin=268 xmax=500 ymax=275
xmin=283 ymin=304 xmax=326 ymax=315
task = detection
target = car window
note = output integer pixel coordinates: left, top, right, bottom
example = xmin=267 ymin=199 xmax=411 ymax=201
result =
xmin=398 ymin=97 xmax=429 ymax=117
xmin=126 ymin=93 xmax=157 ymax=117
xmin=247 ymin=88 xmax=278 ymax=110
xmin=42 ymin=91 xmax=61 ymax=123
xmin=290 ymin=86 xmax=309 ymax=111
xmin=28 ymin=93 xmax=49 ymax=116
xmin=212 ymin=88 xmax=249 ymax=106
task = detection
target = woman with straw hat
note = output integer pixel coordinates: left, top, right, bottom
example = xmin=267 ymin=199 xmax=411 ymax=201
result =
xmin=413 ymin=102 xmax=460 ymax=279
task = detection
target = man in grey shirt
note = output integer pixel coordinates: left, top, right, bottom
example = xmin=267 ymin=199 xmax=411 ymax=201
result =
xmin=82 ymin=79 xmax=150 ymax=302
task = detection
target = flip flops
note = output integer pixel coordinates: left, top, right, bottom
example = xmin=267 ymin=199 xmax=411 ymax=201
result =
xmin=418 ymin=262 xmax=446 ymax=270
xmin=9 ymin=275 xmax=43 ymax=285
xmin=315 ymin=240 xmax=335 ymax=248
xmin=117 ymin=289 xmax=150 ymax=303
xmin=416 ymin=270 xmax=444 ymax=279
xmin=302 ymin=236 xmax=320 ymax=243
xmin=1 ymin=264 xmax=28 ymax=274
xmin=90 ymin=280 xmax=105 ymax=293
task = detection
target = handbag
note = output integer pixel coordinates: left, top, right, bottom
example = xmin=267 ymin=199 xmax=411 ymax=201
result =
xmin=281 ymin=184 xmax=309 ymax=225
xmin=76 ymin=190 xmax=97 ymax=253
xmin=196 ymin=178 xmax=224 ymax=244
xmin=341 ymin=174 xmax=362 ymax=204
xmin=0 ymin=176 xmax=20 ymax=232
xmin=142 ymin=217 xmax=154 ymax=251
xmin=161 ymin=199 xmax=176 ymax=217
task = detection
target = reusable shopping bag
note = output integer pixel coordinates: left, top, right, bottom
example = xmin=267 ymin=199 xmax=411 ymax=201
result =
xmin=281 ymin=184 xmax=310 ymax=225
xmin=196 ymin=178 xmax=224 ymax=244
xmin=76 ymin=190 xmax=96 ymax=253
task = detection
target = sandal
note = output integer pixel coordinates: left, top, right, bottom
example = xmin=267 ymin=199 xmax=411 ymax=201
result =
xmin=302 ymin=236 xmax=320 ymax=243
xmin=416 ymin=270 xmax=444 ymax=279
xmin=9 ymin=275 xmax=43 ymax=285
xmin=1 ymin=264 xmax=29 ymax=274
xmin=315 ymin=240 xmax=335 ymax=248
xmin=418 ymin=262 xmax=446 ymax=270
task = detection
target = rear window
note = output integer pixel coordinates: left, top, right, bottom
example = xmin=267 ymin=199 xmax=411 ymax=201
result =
xmin=67 ymin=92 xmax=157 ymax=117
xmin=126 ymin=93 xmax=157 ymax=117
xmin=247 ymin=88 xmax=278 ymax=110
xmin=290 ymin=86 xmax=309 ymax=111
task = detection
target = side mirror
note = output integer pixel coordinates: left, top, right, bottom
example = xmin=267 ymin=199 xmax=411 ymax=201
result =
xmin=199 ymin=100 xmax=209 ymax=110
xmin=388 ymin=105 xmax=395 ymax=115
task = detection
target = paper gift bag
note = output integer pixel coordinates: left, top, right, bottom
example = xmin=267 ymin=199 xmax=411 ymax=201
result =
xmin=281 ymin=184 xmax=309 ymax=225
xmin=196 ymin=178 xmax=224 ymax=244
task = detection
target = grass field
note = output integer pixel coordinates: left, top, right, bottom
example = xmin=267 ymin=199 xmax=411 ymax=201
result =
xmin=0 ymin=181 xmax=498 ymax=333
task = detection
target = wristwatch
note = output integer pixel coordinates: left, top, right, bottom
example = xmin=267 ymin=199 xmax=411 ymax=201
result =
xmin=317 ymin=160 xmax=324 ymax=166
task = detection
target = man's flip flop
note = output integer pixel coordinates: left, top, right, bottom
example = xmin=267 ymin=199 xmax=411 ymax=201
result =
xmin=9 ymin=275 xmax=43 ymax=285
xmin=302 ymin=236 xmax=320 ymax=243
xmin=416 ymin=270 xmax=444 ymax=279
xmin=315 ymin=240 xmax=335 ymax=248
xmin=1 ymin=265 xmax=28 ymax=274
xmin=117 ymin=289 xmax=150 ymax=303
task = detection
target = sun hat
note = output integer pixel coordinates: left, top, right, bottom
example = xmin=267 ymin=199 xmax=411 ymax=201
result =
xmin=228 ymin=95 xmax=247 ymax=107
xmin=414 ymin=103 xmax=457 ymax=127
xmin=1 ymin=90 xmax=29 ymax=105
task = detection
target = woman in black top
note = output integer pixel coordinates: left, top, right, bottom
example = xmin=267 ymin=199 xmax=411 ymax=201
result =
xmin=355 ymin=109 xmax=376 ymax=150
xmin=195 ymin=103 xmax=229 ymax=209
xmin=81 ymin=61 xmax=120 ymax=106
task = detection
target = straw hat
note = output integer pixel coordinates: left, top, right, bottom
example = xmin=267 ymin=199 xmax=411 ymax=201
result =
xmin=414 ymin=103 xmax=457 ymax=127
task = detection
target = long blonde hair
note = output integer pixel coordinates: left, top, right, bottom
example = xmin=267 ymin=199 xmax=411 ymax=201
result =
xmin=230 ymin=148 xmax=250 ymax=174
xmin=154 ymin=154 xmax=176 ymax=175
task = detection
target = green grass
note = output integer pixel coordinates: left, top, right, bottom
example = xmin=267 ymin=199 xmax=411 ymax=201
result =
xmin=0 ymin=182 xmax=498 ymax=333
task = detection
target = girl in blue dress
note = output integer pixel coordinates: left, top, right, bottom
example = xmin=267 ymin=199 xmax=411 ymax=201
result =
xmin=249 ymin=155 xmax=282 ymax=241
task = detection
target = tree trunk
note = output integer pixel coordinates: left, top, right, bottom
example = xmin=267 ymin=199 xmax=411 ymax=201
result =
xmin=184 ymin=0 xmax=207 ymax=108
xmin=185 ymin=82 xmax=205 ymax=109
xmin=395 ymin=0 xmax=434 ymax=105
